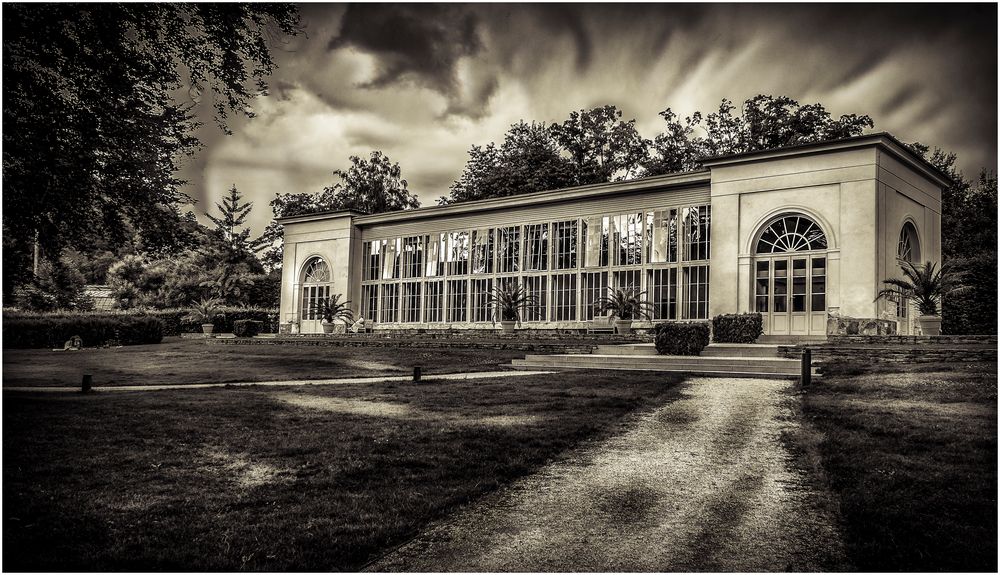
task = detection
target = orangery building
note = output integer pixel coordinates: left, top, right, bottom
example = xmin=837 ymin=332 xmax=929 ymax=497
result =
xmin=277 ymin=133 xmax=950 ymax=338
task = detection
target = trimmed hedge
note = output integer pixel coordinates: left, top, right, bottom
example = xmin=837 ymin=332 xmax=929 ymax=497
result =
xmin=711 ymin=312 xmax=764 ymax=343
xmin=233 ymin=319 xmax=261 ymax=338
xmin=653 ymin=322 xmax=710 ymax=355
xmin=3 ymin=307 xmax=278 ymax=336
xmin=3 ymin=316 xmax=164 ymax=349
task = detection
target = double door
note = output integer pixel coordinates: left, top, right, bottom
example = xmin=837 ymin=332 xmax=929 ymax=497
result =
xmin=754 ymin=254 xmax=827 ymax=335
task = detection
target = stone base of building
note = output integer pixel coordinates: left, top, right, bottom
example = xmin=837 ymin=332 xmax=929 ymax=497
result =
xmin=827 ymin=316 xmax=897 ymax=336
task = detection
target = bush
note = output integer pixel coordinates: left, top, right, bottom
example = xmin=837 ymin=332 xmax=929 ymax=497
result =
xmin=711 ymin=312 xmax=764 ymax=343
xmin=2 ymin=315 xmax=164 ymax=349
xmin=2 ymin=307 xmax=278 ymax=337
xmin=233 ymin=319 xmax=261 ymax=338
xmin=653 ymin=322 xmax=710 ymax=355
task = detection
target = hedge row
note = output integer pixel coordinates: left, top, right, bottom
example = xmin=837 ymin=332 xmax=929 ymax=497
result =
xmin=711 ymin=312 xmax=764 ymax=343
xmin=3 ymin=316 xmax=164 ymax=349
xmin=653 ymin=322 xmax=711 ymax=355
xmin=3 ymin=307 xmax=278 ymax=337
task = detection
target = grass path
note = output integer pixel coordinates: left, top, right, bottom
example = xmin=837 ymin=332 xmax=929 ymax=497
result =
xmin=368 ymin=377 xmax=850 ymax=572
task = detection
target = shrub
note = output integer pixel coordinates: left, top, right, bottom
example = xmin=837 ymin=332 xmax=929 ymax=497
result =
xmin=2 ymin=315 xmax=164 ymax=349
xmin=711 ymin=312 xmax=764 ymax=343
xmin=233 ymin=319 xmax=261 ymax=338
xmin=653 ymin=322 xmax=710 ymax=355
xmin=2 ymin=307 xmax=278 ymax=337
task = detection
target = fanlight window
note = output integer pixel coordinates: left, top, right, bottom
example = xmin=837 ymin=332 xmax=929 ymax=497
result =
xmin=755 ymin=215 xmax=828 ymax=254
xmin=302 ymin=258 xmax=331 ymax=283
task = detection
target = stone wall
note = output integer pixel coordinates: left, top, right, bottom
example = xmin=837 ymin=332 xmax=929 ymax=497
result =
xmin=778 ymin=335 xmax=997 ymax=365
xmin=826 ymin=316 xmax=897 ymax=336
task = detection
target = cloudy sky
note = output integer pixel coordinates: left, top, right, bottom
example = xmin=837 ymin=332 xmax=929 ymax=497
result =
xmin=181 ymin=3 xmax=997 ymax=236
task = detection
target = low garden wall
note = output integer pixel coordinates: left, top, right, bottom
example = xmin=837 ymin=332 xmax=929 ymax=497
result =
xmin=777 ymin=335 xmax=997 ymax=364
xmin=207 ymin=332 xmax=652 ymax=354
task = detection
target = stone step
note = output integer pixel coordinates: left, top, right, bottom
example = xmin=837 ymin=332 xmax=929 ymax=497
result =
xmin=512 ymin=354 xmax=811 ymax=376
xmin=593 ymin=344 xmax=658 ymax=355
xmin=510 ymin=358 xmax=809 ymax=379
xmin=699 ymin=344 xmax=783 ymax=358
xmin=758 ymin=335 xmax=827 ymax=344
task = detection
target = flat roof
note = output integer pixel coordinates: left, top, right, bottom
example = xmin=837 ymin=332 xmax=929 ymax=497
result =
xmin=701 ymin=132 xmax=954 ymax=188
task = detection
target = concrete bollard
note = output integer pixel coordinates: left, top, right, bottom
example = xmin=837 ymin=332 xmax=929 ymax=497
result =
xmin=800 ymin=348 xmax=812 ymax=387
xmin=413 ymin=366 xmax=422 ymax=383
xmin=81 ymin=374 xmax=93 ymax=393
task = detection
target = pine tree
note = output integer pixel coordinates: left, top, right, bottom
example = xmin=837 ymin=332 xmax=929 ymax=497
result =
xmin=206 ymin=185 xmax=255 ymax=256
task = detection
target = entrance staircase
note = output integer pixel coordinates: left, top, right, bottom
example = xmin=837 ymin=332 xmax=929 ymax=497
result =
xmin=510 ymin=342 xmax=815 ymax=379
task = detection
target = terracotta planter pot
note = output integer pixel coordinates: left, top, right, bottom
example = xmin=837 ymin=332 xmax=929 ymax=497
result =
xmin=322 ymin=322 xmax=336 ymax=334
xmin=201 ymin=323 xmax=215 ymax=335
xmin=917 ymin=315 xmax=942 ymax=336
xmin=500 ymin=320 xmax=517 ymax=335
xmin=614 ymin=319 xmax=633 ymax=335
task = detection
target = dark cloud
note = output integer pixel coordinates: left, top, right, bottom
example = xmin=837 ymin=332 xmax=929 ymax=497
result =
xmin=328 ymin=4 xmax=483 ymax=96
xmin=879 ymin=83 xmax=921 ymax=118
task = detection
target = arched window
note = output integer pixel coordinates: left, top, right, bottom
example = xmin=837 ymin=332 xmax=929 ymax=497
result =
xmin=755 ymin=214 xmax=828 ymax=254
xmin=898 ymin=222 xmax=919 ymax=263
xmin=300 ymin=257 xmax=332 ymax=321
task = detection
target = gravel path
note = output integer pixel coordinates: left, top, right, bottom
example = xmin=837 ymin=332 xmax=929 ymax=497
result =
xmin=368 ymin=377 xmax=850 ymax=572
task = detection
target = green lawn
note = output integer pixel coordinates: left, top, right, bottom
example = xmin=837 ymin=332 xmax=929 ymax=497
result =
xmin=797 ymin=360 xmax=997 ymax=572
xmin=3 ymin=371 xmax=683 ymax=571
xmin=2 ymin=338 xmax=530 ymax=387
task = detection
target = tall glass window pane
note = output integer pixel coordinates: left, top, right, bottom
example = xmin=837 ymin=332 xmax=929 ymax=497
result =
xmin=614 ymin=269 xmax=641 ymax=291
xmin=582 ymin=271 xmax=609 ymax=320
xmin=792 ymin=258 xmax=807 ymax=312
xmin=424 ymin=280 xmax=444 ymax=322
xmin=471 ymin=229 xmax=495 ymax=274
xmin=811 ymin=257 xmax=826 ymax=312
xmin=400 ymin=282 xmax=421 ymax=322
xmin=523 ymin=275 xmax=547 ymax=321
xmin=471 ymin=278 xmax=493 ymax=322
xmin=447 ymin=279 xmax=468 ymax=322
xmin=611 ymin=213 xmax=643 ymax=266
xmin=755 ymin=261 xmax=769 ymax=312
xmin=551 ymin=273 xmax=577 ymax=321
xmin=682 ymin=205 xmax=711 ymax=261
xmin=425 ymin=233 xmax=445 ymax=277
xmin=363 ymin=241 xmax=382 ymax=281
xmin=773 ymin=259 xmax=788 ymax=313
xmin=402 ymin=236 xmax=423 ymax=279
xmin=446 ymin=231 xmax=469 ymax=276
xmin=647 ymin=209 xmax=678 ymax=263
xmin=582 ymin=216 xmax=609 ymax=267
xmin=553 ymin=220 xmax=578 ymax=269
xmin=379 ymin=283 xmax=399 ymax=323
xmin=497 ymin=226 xmax=521 ymax=273
xmin=381 ymin=238 xmax=401 ymax=279
xmin=647 ymin=268 xmax=677 ymax=320
xmin=683 ymin=265 xmax=710 ymax=319
xmin=361 ymin=284 xmax=378 ymax=321
xmin=524 ymin=223 xmax=549 ymax=271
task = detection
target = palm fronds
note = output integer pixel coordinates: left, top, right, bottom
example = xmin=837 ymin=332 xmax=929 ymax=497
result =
xmin=875 ymin=260 xmax=970 ymax=316
xmin=316 ymin=293 xmax=355 ymax=324
xmin=595 ymin=286 xmax=654 ymax=321
xmin=487 ymin=283 xmax=539 ymax=326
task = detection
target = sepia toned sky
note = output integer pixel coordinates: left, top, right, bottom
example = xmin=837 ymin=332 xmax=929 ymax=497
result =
xmin=181 ymin=3 xmax=997 ymax=235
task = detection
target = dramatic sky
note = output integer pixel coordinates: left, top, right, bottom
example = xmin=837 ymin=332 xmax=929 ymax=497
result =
xmin=181 ymin=3 xmax=998 ymax=236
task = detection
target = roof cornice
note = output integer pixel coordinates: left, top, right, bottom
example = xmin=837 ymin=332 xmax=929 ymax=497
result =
xmin=276 ymin=210 xmax=360 ymax=225
xmin=701 ymin=132 xmax=954 ymax=188
xmin=352 ymin=170 xmax=711 ymax=226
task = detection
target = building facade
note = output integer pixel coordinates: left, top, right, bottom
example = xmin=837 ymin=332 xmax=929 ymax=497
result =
xmin=277 ymin=133 xmax=950 ymax=338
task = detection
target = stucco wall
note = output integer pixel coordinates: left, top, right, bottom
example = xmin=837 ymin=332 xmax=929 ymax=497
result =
xmin=279 ymin=214 xmax=358 ymax=325
xmin=708 ymin=147 xmax=879 ymax=320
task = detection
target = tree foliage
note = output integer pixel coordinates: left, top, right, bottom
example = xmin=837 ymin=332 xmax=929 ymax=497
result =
xmin=3 ymin=3 xmax=300 ymax=290
xmin=258 ymin=151 xmax=419 ymax=270
xmin=643 ymin=95 xmax=874 ymax=175
xmin=447 ymin=122 xmax=576 ymax=204
xmin=550 ymin=105 xmax=650 ymax=184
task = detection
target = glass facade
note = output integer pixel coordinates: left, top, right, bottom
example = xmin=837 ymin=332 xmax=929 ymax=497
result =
xmin=357 ymin=203 xmax=712 ymax=324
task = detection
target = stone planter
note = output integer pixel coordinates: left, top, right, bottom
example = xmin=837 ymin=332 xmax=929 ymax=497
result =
xmin=322 ymin=321 xmax=336 ymax=334
xmin=500 ymin=320 xmax=516 ymax=335
xmin=615 ymin=319 xmax=633 ymax=335
xmin=201 ymin=323 xmax=215 ymax=335
xmin=918 ymin=315 xmax=942 ymax=336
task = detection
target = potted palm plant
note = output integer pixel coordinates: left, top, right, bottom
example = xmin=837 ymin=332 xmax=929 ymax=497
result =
xmin=184 ymin=297 xmax=223 ymax=335
xmin=876 ymin=260 xmax=969 ymax=336
xmin=595 ymin=287 xmax=654 ymax=335
xmin=487 ymin=283 xmax=538 ymax=334
xmin=317 ymin=294 xmax=354 ymax=334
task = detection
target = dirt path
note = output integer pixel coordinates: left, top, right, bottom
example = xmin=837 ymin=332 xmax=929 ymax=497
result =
xmin=367 ymin=377 xmax=850 ymax=572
